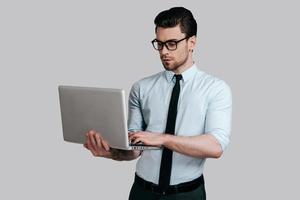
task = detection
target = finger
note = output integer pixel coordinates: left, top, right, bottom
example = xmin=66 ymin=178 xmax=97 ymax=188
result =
xmin=93 ymin=133 xmax=101 ymax=145
xmin=83 ymin=143 xmax=88 ymax=149
xmin=128 ymin=134 xmax=134 ymax=140
xmin=86 ymin=139 xmax=98 ymax=155
xmin=86 ymin=133 xmax=98 ymax=154
xmin=93 ymin=133 xmax=104 ymax=151
xmin=86 ymin=131 xmax=95 ymax=144
xmin=129 ymin=133 xmax=140 ymax=140
xmin=85 ymin=133 xmax=91 ymax=148
xmin=128 ymin=132 xmax=138 ymax=136
xmin=88 ymin=132 xmax=97 ymax=150
xmin=132 ymin=137 xmax=142 ymax=144
xmin=88 ymin=129 xmax=96 ymax=134
xmin=101 ymin=138 xmax=110 ymax=151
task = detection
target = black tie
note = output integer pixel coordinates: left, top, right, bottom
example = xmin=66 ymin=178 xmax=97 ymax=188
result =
xmin=158 ymin=74 xmax=182 ymax=189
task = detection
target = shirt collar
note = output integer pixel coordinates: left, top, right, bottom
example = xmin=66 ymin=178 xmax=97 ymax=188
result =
xmin=164 ymin=63 xmax=198 ymax=83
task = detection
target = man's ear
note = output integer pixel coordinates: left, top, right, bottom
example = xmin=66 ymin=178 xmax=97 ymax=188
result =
xmin=188 ymin=36 xmax=197 ymax=52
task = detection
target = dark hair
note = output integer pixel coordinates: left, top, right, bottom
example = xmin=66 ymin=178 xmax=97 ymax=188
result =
xmin=154 ymin=7 xmax=197 ymax=37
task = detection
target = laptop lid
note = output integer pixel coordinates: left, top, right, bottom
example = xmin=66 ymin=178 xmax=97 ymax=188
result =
xmin=58 ymin=85 xmax=161 ymax=150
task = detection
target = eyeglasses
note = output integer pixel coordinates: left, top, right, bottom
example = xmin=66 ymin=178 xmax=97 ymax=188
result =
xmin=151 ymin=36 xmax=189 ymax=51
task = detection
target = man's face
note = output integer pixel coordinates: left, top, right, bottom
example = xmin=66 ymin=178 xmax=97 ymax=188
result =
xmin=155 ymin=25 xmax=191 ymax=72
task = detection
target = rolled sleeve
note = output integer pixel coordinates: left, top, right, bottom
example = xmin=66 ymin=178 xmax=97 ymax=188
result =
xmin=127 ymin=82 xmax=146 ymax=132
xmin=205 ymin=80 xmax=232 ymax=151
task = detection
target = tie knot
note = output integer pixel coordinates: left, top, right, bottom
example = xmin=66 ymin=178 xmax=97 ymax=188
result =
xmin=174 ymin=74 xmax=182 ymax=82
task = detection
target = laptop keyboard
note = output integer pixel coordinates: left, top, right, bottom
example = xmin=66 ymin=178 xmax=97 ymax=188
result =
xmin=129 ymin=141 xmax=146 ymax=146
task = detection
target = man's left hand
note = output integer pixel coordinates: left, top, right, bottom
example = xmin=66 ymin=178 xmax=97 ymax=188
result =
xmin=128 ymin=131 xmax=166 ymax=147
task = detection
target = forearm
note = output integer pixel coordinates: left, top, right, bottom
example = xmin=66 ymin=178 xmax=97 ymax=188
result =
xmin=109 ymin=149 xmax=141 ymax=161
xmin=163 ymin=133 xmax=223 ymax=158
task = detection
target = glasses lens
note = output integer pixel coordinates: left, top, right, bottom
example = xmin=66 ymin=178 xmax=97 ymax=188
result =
xmin=166 ymin=41 xmax=177 ymax=50
xmin=152 ymin=41 xmax=162 ymax=50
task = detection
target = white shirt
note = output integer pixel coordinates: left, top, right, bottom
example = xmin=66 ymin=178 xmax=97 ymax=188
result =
xmin=128 ymin=64 xmax=232 ymax=185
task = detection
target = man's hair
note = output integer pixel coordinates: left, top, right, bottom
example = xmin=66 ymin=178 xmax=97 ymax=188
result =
xmin=154 ymin=7 xmax=197 ymax=37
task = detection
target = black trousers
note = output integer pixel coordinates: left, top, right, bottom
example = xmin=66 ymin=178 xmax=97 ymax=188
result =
xmin=128 ymin=180 xmax=206 ymax=200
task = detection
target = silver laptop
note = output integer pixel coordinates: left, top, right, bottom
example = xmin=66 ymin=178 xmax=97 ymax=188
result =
xmin=58 ymin=85 xmax=161 ymax=150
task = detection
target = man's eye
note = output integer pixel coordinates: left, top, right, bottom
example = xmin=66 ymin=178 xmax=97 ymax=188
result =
xmin=167 ymin=42 xmax=176 ymax=47
xmin=157 ymin=42 xmax=163 ymax=47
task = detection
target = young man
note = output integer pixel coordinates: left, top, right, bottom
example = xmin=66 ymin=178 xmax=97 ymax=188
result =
xmin=84 ymin=7 xmax=232 ymax=200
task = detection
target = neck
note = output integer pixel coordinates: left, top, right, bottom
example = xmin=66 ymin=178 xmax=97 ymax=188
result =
xmin=173 ymin=55 xmax=194 ymax=74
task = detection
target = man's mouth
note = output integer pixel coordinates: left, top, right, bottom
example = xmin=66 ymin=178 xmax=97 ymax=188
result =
xmin=162 ymin=58 xmax=172 ymax=61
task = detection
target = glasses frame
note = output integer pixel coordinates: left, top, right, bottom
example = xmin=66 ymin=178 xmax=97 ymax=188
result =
xmin=151 ymin=36 xmax=189 ymax=51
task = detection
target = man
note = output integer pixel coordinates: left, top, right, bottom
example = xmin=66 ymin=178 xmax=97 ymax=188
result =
xmin=84 ymin=7 xmax=232 ymax=200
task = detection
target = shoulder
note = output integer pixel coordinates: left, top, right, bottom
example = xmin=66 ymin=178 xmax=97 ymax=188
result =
xmin=197 ymin=70 xmax=231 ymax=92
xmin=194 ymin=69 xmax=232 ymax=102
xmin=131 ymin=71 xmax=164 ymax=91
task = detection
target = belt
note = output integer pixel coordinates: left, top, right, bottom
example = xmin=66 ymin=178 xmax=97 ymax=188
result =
xmin=134 ymin=174 xmax=204 ymax=196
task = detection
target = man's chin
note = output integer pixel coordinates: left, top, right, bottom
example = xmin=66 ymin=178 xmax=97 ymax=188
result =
xmin=163 ymin=65 xmax=172 ymax=71
xmin=162 ymin=63 xmax=174 ymax=71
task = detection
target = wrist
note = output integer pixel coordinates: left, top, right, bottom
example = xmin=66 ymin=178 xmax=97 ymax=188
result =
xmin=109 ymin=148 xmax=122 ymax=161
xmin=162 ymin=134 xmax=172 ymax=146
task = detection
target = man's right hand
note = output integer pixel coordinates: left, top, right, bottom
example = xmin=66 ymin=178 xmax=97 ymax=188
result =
xmin=83 ymin=129 xmax=112 ymax=158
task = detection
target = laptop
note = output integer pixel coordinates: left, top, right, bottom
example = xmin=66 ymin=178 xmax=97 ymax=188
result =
xmin=58 ymin=85 xmax=161 ymax=150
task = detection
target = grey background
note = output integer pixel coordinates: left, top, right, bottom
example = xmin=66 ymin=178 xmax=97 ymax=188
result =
xmin=0 ymin=0 xmax=299 ymax=199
